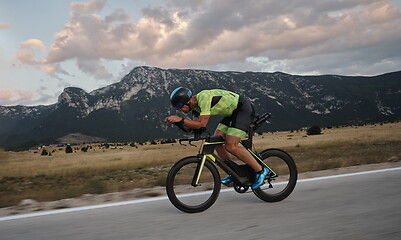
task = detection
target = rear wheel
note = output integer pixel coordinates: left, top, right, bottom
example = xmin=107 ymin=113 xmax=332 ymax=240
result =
xmin=166 ymin=156 xmax=221 ymax=213
xmin=252 ymin=149 xmax=297 ymax=202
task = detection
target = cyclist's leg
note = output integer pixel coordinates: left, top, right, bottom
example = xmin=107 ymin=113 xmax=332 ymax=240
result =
xmin=215 ymin=124 xmax=234 ymax=185
xmin=225 ymin=127 xmax=269 ymax=188
xmin=214 ymin=125 xmax=231 ymax=160
xmin=225 ymin=132 xmax=269 ymax=189
xmin=225 ymin=133 xmax=262 ymax=172
xmin=224 ymin=97 xmax=262 ymax=172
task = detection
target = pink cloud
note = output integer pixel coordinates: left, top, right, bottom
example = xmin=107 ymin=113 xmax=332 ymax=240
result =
xmin=0 ymin=90 xmax=12 ymax=100
xmin=0 ymin=22 xmax=11 ymax=29
xmin=16 ymin=39 xmax=46 ymax=64
xmin=0 ymin=89 xmax=33 ymax=105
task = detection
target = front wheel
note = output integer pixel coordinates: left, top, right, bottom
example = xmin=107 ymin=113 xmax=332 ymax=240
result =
xmin=166 ymin=156 xmax=221 ymax=213
xmin=252 ymin=149 xmax=297 ymax=202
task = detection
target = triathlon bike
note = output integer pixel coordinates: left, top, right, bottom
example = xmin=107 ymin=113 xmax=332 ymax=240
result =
xmin=166 ymin=113 xmax=297 ymax=213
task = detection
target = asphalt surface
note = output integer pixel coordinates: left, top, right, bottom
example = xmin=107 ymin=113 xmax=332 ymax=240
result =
xmin=1 ymin=168 xmax=401 ymax=240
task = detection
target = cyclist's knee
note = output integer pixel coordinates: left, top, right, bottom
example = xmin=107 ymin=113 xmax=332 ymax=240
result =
xmin=224 ymin=142 xmax=238 ymax=154
xmin=225 ymin=135 xmax=241 ymax=152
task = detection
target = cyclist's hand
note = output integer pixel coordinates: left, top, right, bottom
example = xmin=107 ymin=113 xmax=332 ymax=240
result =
xmin=165 ymin=115 xmax=182 ymax=123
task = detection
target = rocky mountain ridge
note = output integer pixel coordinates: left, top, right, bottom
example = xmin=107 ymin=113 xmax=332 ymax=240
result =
xmin=1 ymin=66 xmax=400 ymax=150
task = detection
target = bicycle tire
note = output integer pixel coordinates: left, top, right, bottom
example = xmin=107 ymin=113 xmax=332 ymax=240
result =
xmin=166 ymin=156 xmax=221 ymax=213
xmin=252 ymin=149 xmax=297 ymax=202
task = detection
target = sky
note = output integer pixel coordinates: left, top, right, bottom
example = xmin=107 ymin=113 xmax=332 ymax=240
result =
xmin=1 ymin=0 xmax=401 ymax=106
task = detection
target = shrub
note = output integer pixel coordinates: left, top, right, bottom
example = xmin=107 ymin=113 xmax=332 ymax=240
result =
xmin=307 ymin=125 xmax=322 ymax=135
xmin=66 ymin=145 xmax=73 ymax=153
xmin=160 ymin=139 xmax=176 ymax=144
xmin=41 ymin=149 xmax=49 ymax=156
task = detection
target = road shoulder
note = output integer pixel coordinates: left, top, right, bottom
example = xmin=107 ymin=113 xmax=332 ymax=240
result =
xmin=1 ymin=161 xmax=401 ymax=217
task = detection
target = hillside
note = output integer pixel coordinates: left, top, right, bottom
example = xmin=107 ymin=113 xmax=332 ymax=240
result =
xmin=0 ymin=67 xmax=400 ymax=149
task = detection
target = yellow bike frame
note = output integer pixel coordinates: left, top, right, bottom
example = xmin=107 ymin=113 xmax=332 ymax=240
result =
xmin=192 ymin=139 xmax=277 ymax=186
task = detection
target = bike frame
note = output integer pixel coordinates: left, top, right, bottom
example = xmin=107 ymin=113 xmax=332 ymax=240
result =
xmin=191 ymin=137 xmax=277 ymax=187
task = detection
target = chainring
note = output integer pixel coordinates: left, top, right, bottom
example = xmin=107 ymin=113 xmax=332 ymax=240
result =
xmin=233 ymin=184 xmax=249 ymax=193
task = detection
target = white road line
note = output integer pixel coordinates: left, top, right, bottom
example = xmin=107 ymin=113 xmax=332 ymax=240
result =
xmin=1 ymin=166 xmax=400 ymax=222
xmin=297 ymin=167 xmax=401 ymax=183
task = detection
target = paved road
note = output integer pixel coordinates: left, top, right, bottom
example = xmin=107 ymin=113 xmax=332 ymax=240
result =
xmin=1 ymin=168 xmax=401 ymax=240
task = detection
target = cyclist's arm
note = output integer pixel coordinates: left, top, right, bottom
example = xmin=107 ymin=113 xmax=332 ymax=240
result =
xmin=165 ymin=115 xmax=210 ymax=129
xmin=184 ymin=115 xmax=210 ymax=129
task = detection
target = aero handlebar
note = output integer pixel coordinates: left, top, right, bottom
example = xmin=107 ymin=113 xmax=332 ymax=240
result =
xmin=170 ymin=112 xmax=271 ymax=145
xmin=172 ymin=122 xmax=209 ymax=146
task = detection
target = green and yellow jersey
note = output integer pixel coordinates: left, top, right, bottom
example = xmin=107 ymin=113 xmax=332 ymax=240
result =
xmin=192 ymin=89 xmax=240 ymax=117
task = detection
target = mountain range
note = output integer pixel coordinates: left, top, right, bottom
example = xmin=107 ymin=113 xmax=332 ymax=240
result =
xmin=1 ymin=66 xmax=400 ymax=150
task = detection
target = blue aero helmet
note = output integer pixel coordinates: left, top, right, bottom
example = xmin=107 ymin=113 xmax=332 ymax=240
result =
xmin=170 ymin=87 xmax=192 ymax=109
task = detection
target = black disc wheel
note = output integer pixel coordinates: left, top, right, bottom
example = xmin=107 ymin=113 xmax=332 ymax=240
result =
xmin=166 ymin=156 xmax=221 ymax=213
xmin=252 ymin=149 xmax=297 ymax=202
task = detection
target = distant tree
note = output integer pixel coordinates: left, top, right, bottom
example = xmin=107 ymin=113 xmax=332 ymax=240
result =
xmin=81 ymin=146 xmax=88 ymax=152
xmin=307 ymin=125 xmax=322 ymax=135
xmin=41 ymin=149 xmax=49 ymax=156
xmin=161 ymin=139 xmax=176 ymax=144
xmin=66 ymin=145 xmax=73 ymax=153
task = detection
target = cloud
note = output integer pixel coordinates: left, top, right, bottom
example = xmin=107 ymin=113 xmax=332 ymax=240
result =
xmin=0 ymin=89 xmax=33 ymax=106
xmin=76 ymin=58 xmax=113 ymax=79
xmin=0 ymin=22 xmax=11 ymax=29
xmin=16 ymin=39 xmax=46 ymax=64
xmin=70 ymin=0 xmax=106 ymax=17
xmin=16 ymin=0 xmax=401 ymax=77
xmin=0 ymin=83 xmax=60 ymax=106
xmin=0 ymin=90 xmax=12 ymax=101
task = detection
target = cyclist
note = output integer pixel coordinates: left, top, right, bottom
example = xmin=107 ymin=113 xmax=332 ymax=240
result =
xmin=166 ymin=87 xmax=269 ymax=189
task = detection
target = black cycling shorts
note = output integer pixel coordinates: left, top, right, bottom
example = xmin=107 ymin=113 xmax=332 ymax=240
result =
xmin=217 ymin=96 xmax=255 ymax=138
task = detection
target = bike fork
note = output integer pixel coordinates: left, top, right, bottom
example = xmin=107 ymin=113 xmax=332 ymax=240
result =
xmin=191 ymin=155 xmax=206 ymax=187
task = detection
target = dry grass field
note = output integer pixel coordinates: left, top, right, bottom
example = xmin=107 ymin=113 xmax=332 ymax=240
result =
xmin=0 ymin=122 xmax=400 ymax=208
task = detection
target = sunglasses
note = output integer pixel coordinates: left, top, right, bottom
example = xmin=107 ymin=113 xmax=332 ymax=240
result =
xmin=174 ymin=101 xmax=189 ymax=109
